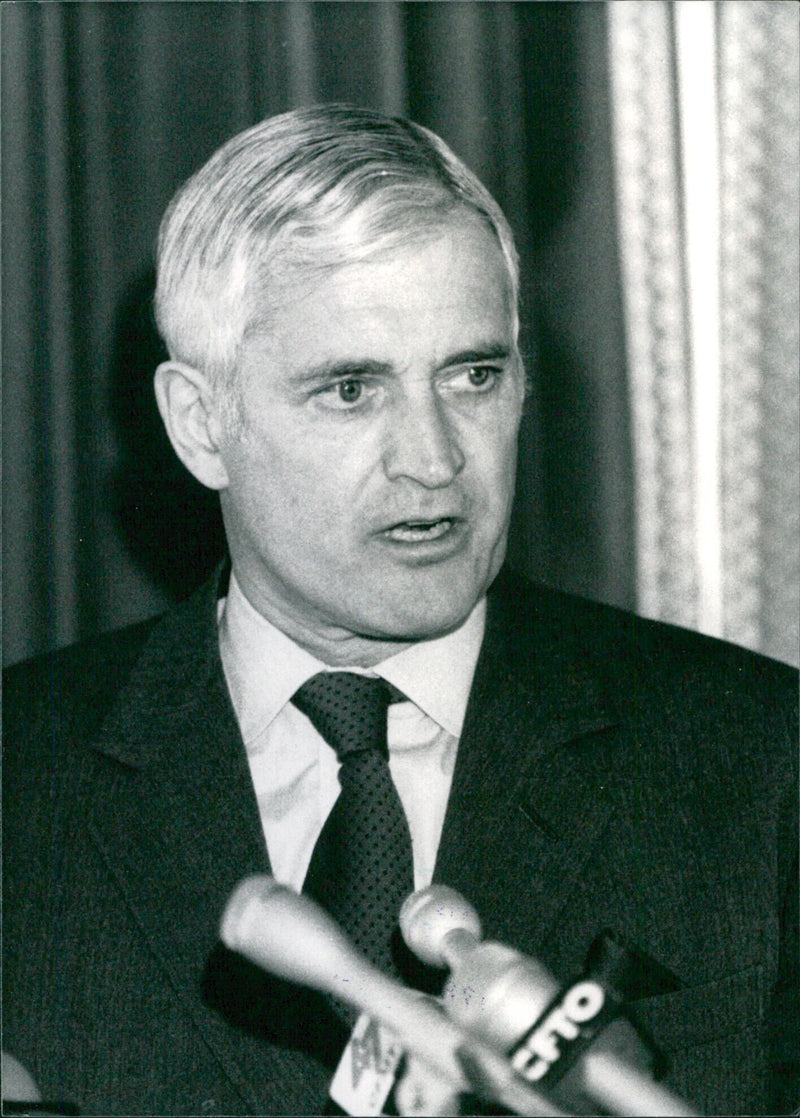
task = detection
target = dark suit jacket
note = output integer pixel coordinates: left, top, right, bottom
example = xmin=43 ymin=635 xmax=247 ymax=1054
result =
xmin=3 ymin=568 xmax=797 ymax=1116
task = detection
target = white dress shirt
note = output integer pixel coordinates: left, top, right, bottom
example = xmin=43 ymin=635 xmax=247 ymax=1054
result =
xmin=218 ymin=573 xmax=485 ymax=892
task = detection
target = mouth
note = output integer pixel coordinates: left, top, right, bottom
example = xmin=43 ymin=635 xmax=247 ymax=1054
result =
xmin=382 ymin=517 xmax=459 ymax=543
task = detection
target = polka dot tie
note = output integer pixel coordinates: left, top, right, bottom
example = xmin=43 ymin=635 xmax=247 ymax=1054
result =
xmin=292 ymin=672 xmax=414 ymax=998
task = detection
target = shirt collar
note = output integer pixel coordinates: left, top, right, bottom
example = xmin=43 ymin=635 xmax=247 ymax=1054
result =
xmin=374 ymin=601 xmax=485 ymax=737
xmin=218 ymin=572 xmax=485 ymax=742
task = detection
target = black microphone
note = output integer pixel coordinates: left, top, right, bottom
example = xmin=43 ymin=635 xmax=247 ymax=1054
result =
xmin=400 ymin=885 xmax=700 ymax=1118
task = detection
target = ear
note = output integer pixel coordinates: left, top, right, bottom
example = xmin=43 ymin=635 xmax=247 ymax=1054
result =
xmin=154 ymin=361 xmax=230 ymax=491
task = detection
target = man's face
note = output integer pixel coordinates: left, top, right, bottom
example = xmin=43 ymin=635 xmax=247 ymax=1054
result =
xmin=216 ymin=214 xmax=525 ymax=662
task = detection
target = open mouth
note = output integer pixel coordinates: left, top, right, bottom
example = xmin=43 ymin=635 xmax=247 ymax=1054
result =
xmin=383 ymin=518 xmax=457 ymax=543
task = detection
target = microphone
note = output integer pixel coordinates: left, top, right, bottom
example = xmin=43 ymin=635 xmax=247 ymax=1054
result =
xmin=1 ymin=1053 xmax=80 ymax=1115
xmin=220 ymin=874 xmax=570 ymax=1116
xmin=400 ymin=886 xmax=699 ymax=1118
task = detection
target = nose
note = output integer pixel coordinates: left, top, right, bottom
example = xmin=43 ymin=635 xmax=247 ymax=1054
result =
xmin=382 ymin=391 xmax=465 ymax=488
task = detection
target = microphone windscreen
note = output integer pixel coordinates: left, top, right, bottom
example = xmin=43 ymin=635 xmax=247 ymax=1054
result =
xmin=399 ymin=884 xmax=483 ymax=967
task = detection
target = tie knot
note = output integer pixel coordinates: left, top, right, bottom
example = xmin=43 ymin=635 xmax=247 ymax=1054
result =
xmin=292 ymin=672 xmax=400 ymax=760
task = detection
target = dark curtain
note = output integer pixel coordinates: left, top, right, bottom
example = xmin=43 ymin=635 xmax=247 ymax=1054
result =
xmin=2 ymin=1 xmax=632 ymax=667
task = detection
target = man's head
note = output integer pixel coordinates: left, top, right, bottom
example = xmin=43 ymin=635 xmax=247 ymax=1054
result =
xmin=154 ymin=104 xmax=526 ymax=664
xmin=155 ymin=104 xmax=519 ymax=417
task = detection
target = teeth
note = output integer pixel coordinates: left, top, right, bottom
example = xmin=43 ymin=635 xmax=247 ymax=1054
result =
xmin=387 ymin=519 xmax=452 ymax=542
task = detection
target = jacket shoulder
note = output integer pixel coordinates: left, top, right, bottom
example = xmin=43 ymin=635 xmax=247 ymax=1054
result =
xmin=494 ymin=567 xmax=798 ymax=679
xmin=491 ymin=568 xmax=798 ymax=751
xmin=3 ymin=618 xmax=158 ymax=754
xmin=3 ymin=565 xmax=224 ymax=762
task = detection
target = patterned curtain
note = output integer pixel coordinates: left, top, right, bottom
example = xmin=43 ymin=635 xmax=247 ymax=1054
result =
xmin=608 ymin=0 xmax=799 ymax=666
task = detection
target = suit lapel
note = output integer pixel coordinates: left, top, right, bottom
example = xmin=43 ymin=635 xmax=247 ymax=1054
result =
xmin=435 ymin=575 xmax=621 ymax=955
xmin=80 ymin=576 xmax=331 ymax=1113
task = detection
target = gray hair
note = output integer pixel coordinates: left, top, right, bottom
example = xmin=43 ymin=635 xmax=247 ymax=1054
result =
xmin=155 ymin=104 xmax=519 ymax=397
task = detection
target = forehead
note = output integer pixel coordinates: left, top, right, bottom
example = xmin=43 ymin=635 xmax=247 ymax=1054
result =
xmin=246 ymin=216 xmax=516 ymax=368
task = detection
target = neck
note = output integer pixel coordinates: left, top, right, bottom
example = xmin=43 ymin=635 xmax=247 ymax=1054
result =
xmin=279 ymin=625 xmax=414 ymax=669
xmin=230 ymin=574 xmax=417 ymax=669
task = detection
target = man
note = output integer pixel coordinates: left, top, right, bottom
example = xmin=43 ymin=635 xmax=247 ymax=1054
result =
xmin=3 ymin=105 xmax=797 ymax=1116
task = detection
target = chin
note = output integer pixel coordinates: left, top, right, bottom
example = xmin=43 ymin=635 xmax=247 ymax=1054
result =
xmin=365 ymin=588 xmax=483 ymax=642
xmin=349 ymin=549 xmax=503 ymax=641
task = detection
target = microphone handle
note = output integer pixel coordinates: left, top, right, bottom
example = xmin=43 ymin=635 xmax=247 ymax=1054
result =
xmin=400 ymin=886 xmax=700 ymax=1118
xmin=583 ymin=1050 xmax=698 ymax=1118
xmin=445 ymin=948 xmax=698 ymax=1117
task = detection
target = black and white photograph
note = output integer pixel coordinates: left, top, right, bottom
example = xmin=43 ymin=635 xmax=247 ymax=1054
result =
xmin=2 ymin=3 xmax=798 ymax=1115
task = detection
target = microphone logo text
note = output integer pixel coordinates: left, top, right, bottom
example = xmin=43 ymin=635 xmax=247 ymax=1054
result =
xmin=510 ymin=979 xmax=606 ymax=1082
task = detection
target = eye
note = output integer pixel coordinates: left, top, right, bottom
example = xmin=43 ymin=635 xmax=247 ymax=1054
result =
xmin=337 ymin=378 xmax=363 ymax=404
xmin=466 ymin=366 xmax=495 ymax=388
xmin=443 ymin=365 xmax=503 ymax=394
xmin=315 ymin=376 xmax=378 ymax=411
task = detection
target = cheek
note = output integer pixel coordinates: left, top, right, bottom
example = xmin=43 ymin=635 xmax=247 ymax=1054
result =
xmin=470 ymin=419 xmax=521 ymax=488
xmin=243 ymin=449 xmax=358 ymax=542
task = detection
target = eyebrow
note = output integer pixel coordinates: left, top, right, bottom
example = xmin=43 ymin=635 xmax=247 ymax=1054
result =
xmin=296 ymin=345 xmax=513 ymax=383
xmin=437 ymin=345 xmax=513 ymax=368
xmin=293 ymin=359 xmax=393 ymax=383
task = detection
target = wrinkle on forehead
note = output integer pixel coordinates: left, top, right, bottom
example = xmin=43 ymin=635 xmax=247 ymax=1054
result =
xmin=245 ymin=211 xmax=515 ymax=341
